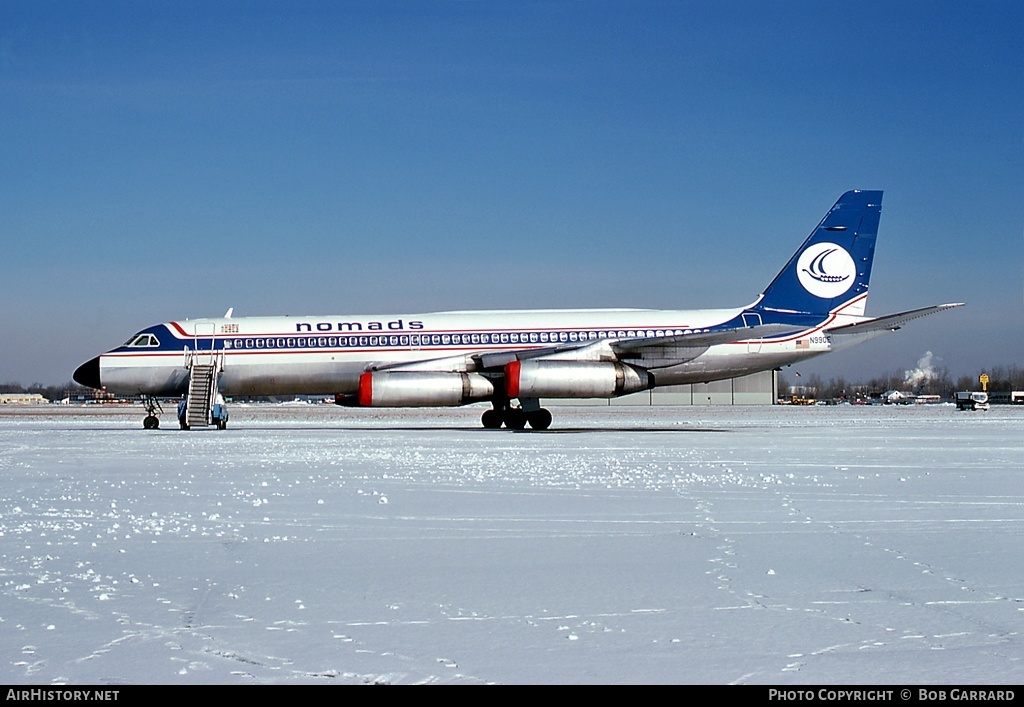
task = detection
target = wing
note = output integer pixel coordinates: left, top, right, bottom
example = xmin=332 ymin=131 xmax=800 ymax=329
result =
xmin=609 ymin=323 xmax=799 ymax=368
xmin=369 ymin=322 xmax=797 ymax=373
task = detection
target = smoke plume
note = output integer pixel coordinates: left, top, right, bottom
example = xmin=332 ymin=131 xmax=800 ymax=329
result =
xmin=904 ymin=351 xmax=937 ymax=389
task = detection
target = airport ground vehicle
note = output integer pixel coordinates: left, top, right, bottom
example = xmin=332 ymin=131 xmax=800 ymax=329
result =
xmin=954 ymin=391 xmax=989 ymax=411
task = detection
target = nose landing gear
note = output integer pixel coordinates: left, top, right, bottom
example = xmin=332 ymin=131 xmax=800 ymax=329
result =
xmin=142 ymin=396 xmax=163 ymax=430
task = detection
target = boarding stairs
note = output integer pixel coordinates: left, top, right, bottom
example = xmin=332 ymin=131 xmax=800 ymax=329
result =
xmin=184 ymin=347 xmax=225 ymax=429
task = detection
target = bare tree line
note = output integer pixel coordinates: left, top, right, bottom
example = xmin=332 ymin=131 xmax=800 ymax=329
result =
xmin=779 ymin=364 xmax=1024 ymax=401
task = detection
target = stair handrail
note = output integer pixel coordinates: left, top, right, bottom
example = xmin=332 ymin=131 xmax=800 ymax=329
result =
xmin=192 ymin=322 xmax=217 ymax=368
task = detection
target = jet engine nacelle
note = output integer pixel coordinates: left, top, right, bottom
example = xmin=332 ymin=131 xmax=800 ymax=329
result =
xmin=335 ymin=371 xmax=495 ymax=407
xmin=505 ymin=360 xmax=651 ymax=399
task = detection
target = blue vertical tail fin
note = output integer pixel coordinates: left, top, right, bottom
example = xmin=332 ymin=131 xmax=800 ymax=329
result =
xmin=752 ymin=190 xmax=881 ymax=319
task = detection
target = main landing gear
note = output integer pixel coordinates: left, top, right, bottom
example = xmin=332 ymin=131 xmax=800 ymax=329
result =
xmin=481 ymin=400 xmax=552 ymax=431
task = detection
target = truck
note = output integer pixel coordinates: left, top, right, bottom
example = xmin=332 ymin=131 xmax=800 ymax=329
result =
xmin=954 ymin=391 xmax=989 ymax=411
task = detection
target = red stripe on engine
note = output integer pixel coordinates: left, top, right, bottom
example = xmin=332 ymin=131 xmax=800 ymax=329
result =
xmin=358 ymin=371 xmax=373 ymax=407
xmin=505 ymin=360 xmax=521 ymax=399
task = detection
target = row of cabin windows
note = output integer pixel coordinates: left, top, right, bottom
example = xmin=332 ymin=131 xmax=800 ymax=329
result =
xmin=125 ymin=328 xmax=705 ymax=351
xmin=220 ymin=329 xmax=693 ymax=351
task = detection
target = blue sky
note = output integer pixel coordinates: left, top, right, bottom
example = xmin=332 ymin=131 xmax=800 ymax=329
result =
xmin=1 ymin=0 xmax=1021 ymax=385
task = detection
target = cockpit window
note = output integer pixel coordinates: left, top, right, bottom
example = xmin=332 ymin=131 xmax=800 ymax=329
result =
xmin=124 ymin=334 xmax=160 ymax=347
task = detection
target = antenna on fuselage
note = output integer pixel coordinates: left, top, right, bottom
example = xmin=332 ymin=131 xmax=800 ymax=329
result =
xmin=224 ymin=308 xmax=234 ymax=319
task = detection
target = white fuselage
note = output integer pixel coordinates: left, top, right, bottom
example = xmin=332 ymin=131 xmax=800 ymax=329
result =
xmin=96 ymin=304 xmax=848 ymax=398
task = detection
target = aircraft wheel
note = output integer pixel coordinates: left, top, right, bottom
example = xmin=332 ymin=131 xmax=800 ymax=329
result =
xmin=143 ymin=415 xmax=160 ymax=430
xmin=481 ymin=409 xmax=503 ymax=429
xmin=505 ymin=409 xmax=528 ymax=430
xmin=527 ymin=408 xmax=552 ymax=431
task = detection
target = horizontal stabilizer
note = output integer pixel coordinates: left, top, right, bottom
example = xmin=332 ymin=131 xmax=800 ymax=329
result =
xmin=826 ymin=303 xmax=964 ymax=336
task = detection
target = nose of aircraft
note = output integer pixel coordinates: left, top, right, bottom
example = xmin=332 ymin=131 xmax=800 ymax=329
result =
xmin=73 ymin=356 xmax=102 ymax=389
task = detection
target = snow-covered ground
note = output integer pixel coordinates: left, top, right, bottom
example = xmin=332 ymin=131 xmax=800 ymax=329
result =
xmin=1 ymin=403 xmax=1021 ymax=684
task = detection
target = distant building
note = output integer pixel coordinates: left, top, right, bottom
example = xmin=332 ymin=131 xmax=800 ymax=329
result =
xmin=987 ymin=391 xmax=1024 ymax=405
xmin=1 ymin=393 xmax=47 ymax=405
xmin=883 ymin=390 xmax=915 ymax=405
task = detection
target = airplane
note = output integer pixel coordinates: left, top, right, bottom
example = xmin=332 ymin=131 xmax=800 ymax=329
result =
xmin=73 ymin=190 xmax=962 ymax=430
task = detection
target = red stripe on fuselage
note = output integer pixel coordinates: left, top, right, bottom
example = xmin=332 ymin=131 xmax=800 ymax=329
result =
xmin=168 ymin=321 xmax=696 ymax=339
xmin=169 ymin=321 xmax=191 ymax=337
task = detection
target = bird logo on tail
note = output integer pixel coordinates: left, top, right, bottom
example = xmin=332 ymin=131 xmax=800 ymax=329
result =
xmin=796 ymin=242 xmax=856 ymax=299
